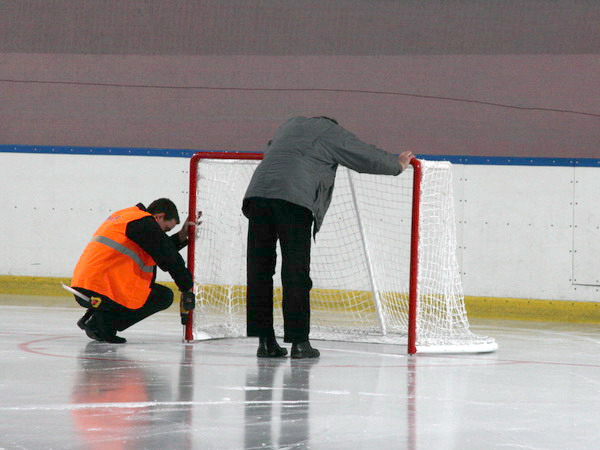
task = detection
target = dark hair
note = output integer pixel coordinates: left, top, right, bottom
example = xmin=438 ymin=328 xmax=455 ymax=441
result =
xmin=147 ymin=198 xmax=180 ymax=223
xmin=313 ymin=116 xmax=339 ymax=125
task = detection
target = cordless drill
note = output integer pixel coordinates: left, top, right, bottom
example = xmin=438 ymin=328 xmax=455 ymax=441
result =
xmin=180 ymin=290 xmax=196 ymax=325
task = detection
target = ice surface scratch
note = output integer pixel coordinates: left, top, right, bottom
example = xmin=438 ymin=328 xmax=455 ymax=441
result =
xmin=0 ymin=399 xmax=315 ymax=411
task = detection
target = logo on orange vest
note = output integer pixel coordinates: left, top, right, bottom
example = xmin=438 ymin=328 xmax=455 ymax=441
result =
xmin=90 ymin=297 xmax=103 ymax=308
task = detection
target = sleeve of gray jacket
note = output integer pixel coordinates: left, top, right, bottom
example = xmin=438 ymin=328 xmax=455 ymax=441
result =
xmin=320 ymin=125 xmax=402 ymax=176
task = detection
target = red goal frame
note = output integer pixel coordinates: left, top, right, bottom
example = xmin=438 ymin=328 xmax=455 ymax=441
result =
xmin=186 ymin=151 xmax=422 ymax=354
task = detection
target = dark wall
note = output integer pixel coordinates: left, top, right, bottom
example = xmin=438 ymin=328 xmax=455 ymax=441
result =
xmin=1 ymin=1 xmax=599 ymax=157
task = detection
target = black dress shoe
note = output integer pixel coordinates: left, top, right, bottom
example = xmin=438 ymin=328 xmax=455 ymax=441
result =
xmin=80 ymin=314 xmax=126 ymax=344
xmin=291 ymin=341 xmax=320 ymax=359
xmin=80 ymin=319 xmax=103 ymax=342
xmin=77 ymin=310 xmax=93 ymax=330
xmin=257 ymin=336 xmax=287 ymax=358
xmin=102 ymin=334 xmax=127 ymax=344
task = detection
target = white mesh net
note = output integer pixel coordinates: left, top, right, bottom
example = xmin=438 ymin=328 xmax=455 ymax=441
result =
xmin=190 ymin=156 xmax=496 ymax=353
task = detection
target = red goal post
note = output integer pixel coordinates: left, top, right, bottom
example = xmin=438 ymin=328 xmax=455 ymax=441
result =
xmin=185 ymin=152 xmax=261 ymax=342
xmin=186 ymin=151 xmax=497 ymax=354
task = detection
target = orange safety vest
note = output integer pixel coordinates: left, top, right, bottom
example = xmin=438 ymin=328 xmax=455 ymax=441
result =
xmin=71 ymin=206 xmax=157 ymax=309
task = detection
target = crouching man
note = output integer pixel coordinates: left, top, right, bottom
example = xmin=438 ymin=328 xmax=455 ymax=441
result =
xmin=70 ymin=198 xmax=196 ymax=343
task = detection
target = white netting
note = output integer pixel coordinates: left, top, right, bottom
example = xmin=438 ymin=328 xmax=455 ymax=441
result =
xmin=190 ymin=157 xmax=496 ymax=353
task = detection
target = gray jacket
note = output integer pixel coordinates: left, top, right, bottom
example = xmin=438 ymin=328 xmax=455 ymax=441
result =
xmin=243 ymin=116 xmax=402 ymax=234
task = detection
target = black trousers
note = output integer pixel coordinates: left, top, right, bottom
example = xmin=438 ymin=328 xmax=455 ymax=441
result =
xmin=245 ymin=198 xmax=313 ymax=343
xmin=74 ymin=283 xmax=174 ymax=332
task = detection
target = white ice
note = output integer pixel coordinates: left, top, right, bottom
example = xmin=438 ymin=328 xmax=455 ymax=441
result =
xmin=1 ymin=304 xmax=600 ymax=449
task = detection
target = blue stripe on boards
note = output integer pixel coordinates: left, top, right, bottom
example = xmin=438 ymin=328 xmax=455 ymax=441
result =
xmin=0 ymin=145 xmax=200 ymax=158
xmin=1 ymin=145 xmax=599 ymax=167
xmin=420 ymin=154 xmax=600 ymax=167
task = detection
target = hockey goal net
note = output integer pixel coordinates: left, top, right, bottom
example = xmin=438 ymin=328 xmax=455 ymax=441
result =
xmin=185 ymin=152 xmax=496 ymax=354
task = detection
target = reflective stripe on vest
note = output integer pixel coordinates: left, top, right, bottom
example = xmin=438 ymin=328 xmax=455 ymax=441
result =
xmin=91 ymin=235 xmax=155 ymax=273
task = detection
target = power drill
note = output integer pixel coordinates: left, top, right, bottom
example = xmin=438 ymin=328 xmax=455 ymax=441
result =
xmin=180 ymin=291 xmax=196 ymax=325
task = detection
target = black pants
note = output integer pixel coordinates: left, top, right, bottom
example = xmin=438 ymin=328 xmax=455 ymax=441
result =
xmin=74 ymin=283 xmax=174 ymax=332
xmin=245 ymin=198 xmax=313 ymax=343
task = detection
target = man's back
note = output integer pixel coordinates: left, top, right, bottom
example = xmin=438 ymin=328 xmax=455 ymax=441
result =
xmin=244 ymin=116 xmax=401 ymax=233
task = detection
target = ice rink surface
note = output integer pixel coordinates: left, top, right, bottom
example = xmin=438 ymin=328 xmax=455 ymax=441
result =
xmin=1 ymin=304 xmax=599 ymax=450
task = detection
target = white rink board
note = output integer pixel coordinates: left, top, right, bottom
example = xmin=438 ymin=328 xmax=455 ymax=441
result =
xmin=573 ymin=167 xmax=600 ymax=286
xmin=0 ymin=151 xmax=599 ymax=303
xmin=461 ymin=165 xmax=576 ymax=300
xmin=0 ymin=153 xmax=190 ymax=280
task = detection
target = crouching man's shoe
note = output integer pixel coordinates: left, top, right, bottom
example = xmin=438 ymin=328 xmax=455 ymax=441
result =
xmin=291 ymin=341 xmax=320 ymax=359
xmin=77 ymin=310 xmax=93 ymax=331
xmin=79 ymin=313 xmax=126 ymax=344
xmin=257 ymin=336 xmax=287 ymax=358
xmin=102 ymin=333 xmax=127 ymax=344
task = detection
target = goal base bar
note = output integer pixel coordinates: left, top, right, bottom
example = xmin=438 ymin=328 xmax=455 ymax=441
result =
xmin=415 ymin=342 xmax=498 ymax=354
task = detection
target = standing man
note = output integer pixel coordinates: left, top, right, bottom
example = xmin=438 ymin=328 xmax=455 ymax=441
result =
xmin=70 ymin=198 xmax=197 ymax=343
xmin=243 ymin=116 xmax=414 ymax=358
